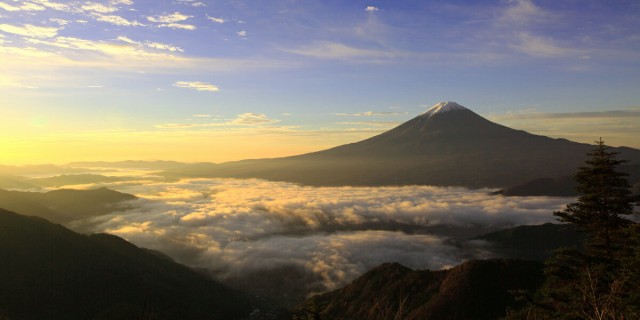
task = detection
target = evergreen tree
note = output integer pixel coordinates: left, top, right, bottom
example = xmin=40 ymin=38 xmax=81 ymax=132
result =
xmin=554 ymin=138 xmax=635 ymax=258
xmin=507 ymin=139 xmax=639 ymax=320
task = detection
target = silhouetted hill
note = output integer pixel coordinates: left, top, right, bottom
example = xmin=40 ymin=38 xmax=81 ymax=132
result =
xmin=0 ymin=187 xmax=136 ymax=223
xmin=473 ymin=223 xmax=585 ymax=261
xmin=163 ymin=102 xmax=640 ymax=188
xmin=491 ymin=176 xmax=577 ymax=197
xmin=294 ymin=259 xmax=544 ymax=320
xmin=0 ymin=175 xmax=35 ymax=190
xmin=67 ymin=160 xmax=187 ymax=170
xmin=30 ymin=174 xmax=128 ymax=187
xmin=0 ymin=209 xmax=251 ymax=320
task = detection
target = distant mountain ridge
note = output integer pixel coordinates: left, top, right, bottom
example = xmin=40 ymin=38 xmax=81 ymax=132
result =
xmin=0 ymin=187 xmax=136 ymax=223
xmin=164 ymin=102 xmax=640 ymax=188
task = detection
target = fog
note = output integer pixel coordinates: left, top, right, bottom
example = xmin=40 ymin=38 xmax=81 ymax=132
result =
xmin=66 ymin=178 xmax=570 ymax=297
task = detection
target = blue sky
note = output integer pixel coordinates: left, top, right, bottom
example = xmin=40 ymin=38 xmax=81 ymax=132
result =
xmin=1 ymin=0 xmax=639 ymax=163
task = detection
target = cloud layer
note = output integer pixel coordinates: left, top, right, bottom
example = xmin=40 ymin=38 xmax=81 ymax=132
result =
xmin=69 ymin=178 xmax=569 ymax=296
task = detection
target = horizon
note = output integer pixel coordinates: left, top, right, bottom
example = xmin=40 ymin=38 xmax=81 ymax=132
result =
xmin=0 ymin=101 xmax=637 ymax=166
xmin=1 ymin=0 xmax=639 ymax=164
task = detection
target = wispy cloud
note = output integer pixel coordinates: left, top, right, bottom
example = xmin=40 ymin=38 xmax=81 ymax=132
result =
xmin=490 ymin=109 xmax=640 ymax=121
xmin=0 ymin=23 xmax=59 ymax=38
xmin=231 ymin=113 xmax=279 ymax=125
xmin=0 ymin=1 xmax=45 ymax=11
xmin=500 ymin=0 xmax=547 ymax=25
xmin=147 ymin=12 xmax=195 ymax=30
xmin=117 ymin=36 xmax=183 ymax=52
xmin=335 ymin=111 xmax=408 ymax=116
xmin=147 ymin=12 xmax=191 ymax=23
xmin=173 ymin=81 xmax=219 ymax=91
xmin=236 ymin=30 xmax=246 ymax=37
xmin=155 ymin=112 xmax=280 ymax=129
xmin=178 ymin=0 xmax=205 ymax=7
xmin=510 ymin=32 xmax=578 ymax=58
xmin=29 ymin=0 xmax=71 ymax=11
xmin=283 ymin=41 xmax=404 ymax=62
xmin=488 ymin=108 xmax=640 ymax=148
xmin=337 ymin=121 xmax=401 ymax=127
xmin=207 ymin=15 xmax=224 ymax=23
xmin=364 ymin=6 xmax=379 ymax=12
xmin=81 ymin=2 xmax=119 ymax=13
xmin=93 ymin=14 xmax=144 ymax=26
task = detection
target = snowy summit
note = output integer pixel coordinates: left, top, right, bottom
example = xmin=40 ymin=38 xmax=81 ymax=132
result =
xmin=422 ymin=101 xmax=468 ymax=118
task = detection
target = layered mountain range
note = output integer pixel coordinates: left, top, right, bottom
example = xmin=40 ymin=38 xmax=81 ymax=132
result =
xmin=164 ymin=102 xmax=640 ymax=188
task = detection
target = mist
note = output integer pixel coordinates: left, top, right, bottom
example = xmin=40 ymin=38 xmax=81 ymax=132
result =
xmin=66 ymin=178 xmax=570 ymax=296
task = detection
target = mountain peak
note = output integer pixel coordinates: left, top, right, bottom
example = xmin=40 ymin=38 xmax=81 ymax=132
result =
xmin=422 ymin=101 xmax=468 ymax=118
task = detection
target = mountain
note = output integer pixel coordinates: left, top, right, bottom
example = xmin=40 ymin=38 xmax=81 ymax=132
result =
xmin=0 ymin=209 xmax=251 ymax=320
xmin=0 ymin=174 xmax=35 ymax=190
xmin=67 ymin=160 xmax=188 ymax=170
xmin=293 ymin=259 xmax=544 ymax=320
xmin=163 ymin=102 xmax=640 ymax=188
xmin=0 ymin=187 xmax=136 ymax=223
xmin=472 ymin=223 xmax=584 ymax=261
xmin=491 ymin=176 xmax=578 ymax=197
xmin=30 ymin=174 xmax=129 ymax=187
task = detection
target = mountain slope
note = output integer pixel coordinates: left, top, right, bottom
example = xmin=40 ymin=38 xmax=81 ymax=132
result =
xmin=294 ymin=259 xmax=544 ymax=320
xmin=0 ymin=187 xmax=136 ymax=223
xmin=472 ymin=223 xmax=584 ymax=261
xmin=164 ymin=102 xmax=640 ymax=188
xmin=0 ymin=209 xmax=251 ymax=320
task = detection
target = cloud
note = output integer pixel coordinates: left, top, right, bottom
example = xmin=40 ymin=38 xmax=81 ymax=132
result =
xmin=49 ymin=18 xmax=69 ymax=25
xmin=81 ymin=2 xmax=118 ymax=13
xmin=490 ymin=109 xmax=640 ymax=121
xmin=335 ymin=111 xmax=408 ymax=116
xmin=147 ymin=12 xmax=191 ymax=23
xmin=30 ymin=0 xmax=70 ymax=11
xmin=0 ymin=1 xmax=45 ymax=11
xmin=500 ymin=0 xmax=546 ymax=25
xmin=487 ymin=108 xmax=640 ymax=148
xmin=510 ymin=32 xmax=577 ymax=58
xmin=69 ymin=178 xmax=568 ymax=295
xmin=146 ymin=12 xmax=195 ymax=30
xmin=178 ymin=0 xmax=205 ymax=7
xmin=117 ymin=36 xmax=183 ymax=52
xmin=231 ymin=113 xmax=279 ymax=126
xmin=207 ymin=16 xmax=224 ymax=24
xmin=0 ymin=23 xmax=59 ymax=38
xmin=93 ymin=14 xmax=144 ymax=26
xmin=364 ymin=6 xmax=379 ymax=12
xmin=157 ymin=23 xmax=196 ymax=30
xmin=173 ymin=81 xmax=219 ymax=91
xmin=155 ymin=113 xmax=280 ymax=129
xmin=236 ymin=30 xmax=246 ymax=37
xmin=337 ymin=121 xmax=401 ymax=127
xmin=283 ymin=41 xmax=404 ymax=62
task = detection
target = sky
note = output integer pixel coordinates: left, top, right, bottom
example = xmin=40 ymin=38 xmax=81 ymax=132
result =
xmin=1 ymin=0 xmax=639 ymax=164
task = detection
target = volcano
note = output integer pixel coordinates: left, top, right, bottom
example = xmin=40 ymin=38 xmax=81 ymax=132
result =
xmin=166 ymin=102 xmax=640 ymax=188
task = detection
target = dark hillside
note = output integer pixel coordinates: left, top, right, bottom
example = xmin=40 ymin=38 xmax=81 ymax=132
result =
xmin=0 ymin=209 xmax=251 ymax=320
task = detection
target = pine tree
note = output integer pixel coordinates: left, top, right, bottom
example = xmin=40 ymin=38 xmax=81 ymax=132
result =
xmin=554 ymin=138 xmax=635 ymax=258
xmin=509 ymin=139 xmax=639 ymax=319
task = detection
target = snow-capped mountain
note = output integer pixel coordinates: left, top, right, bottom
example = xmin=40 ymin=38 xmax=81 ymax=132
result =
xmin=164 ymin=102 xmax=640 ymax=188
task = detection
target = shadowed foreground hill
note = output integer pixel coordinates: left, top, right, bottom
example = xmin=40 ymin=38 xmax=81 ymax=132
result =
xmin=294 ymin=259 xmax=543 ymax=320
xmin=0 ymin=187 xmax=136 ymax=223
xmin=0 ymin=209 xmax=251 ymax=320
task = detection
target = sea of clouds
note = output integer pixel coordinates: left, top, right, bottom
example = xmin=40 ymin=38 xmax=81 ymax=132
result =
xmin=66 ymin=177 xmax=571 ymax=297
